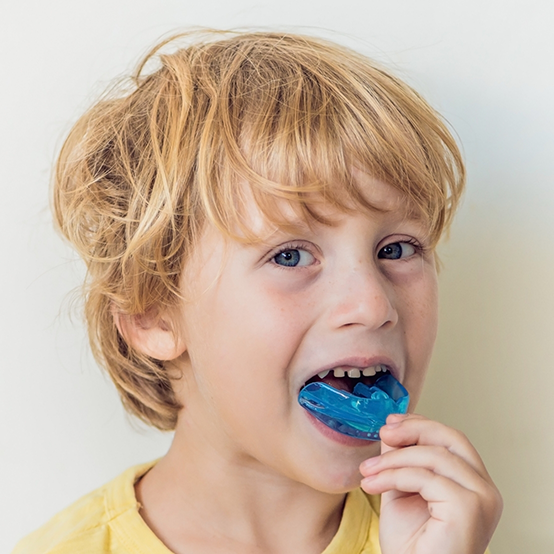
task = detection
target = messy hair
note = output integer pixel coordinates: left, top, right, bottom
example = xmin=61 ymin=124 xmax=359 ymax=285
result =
xmin=53 ymin=30 xmax=465 ymax=430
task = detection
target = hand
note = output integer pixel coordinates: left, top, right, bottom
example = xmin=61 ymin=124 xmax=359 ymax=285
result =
xmin=359 ymin=413 xmax=502 ymax=554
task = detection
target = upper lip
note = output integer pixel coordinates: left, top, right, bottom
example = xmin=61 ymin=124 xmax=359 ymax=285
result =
xmin=300 ymin=355 xmax=401 ymax=388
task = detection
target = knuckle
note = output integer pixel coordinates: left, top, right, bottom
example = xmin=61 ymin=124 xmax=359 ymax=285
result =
xmin=451 ymin=427 xmax=469 ymax=444
xmin=486 ymin=484 xmax=504 ymax=518
xmin=463 ymin=489 xmax=482 ymax=512
xmin=468 ymin=482 xmax=504 ymax=527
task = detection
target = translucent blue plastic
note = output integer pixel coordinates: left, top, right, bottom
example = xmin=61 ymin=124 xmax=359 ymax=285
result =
xmin=298 ymin=373 xmax=409 ymax=440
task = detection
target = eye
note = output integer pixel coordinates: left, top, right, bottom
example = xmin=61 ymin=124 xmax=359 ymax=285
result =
xmin=272 ymin=248 xmax=315 ymax=267
xmin=378 ymin=241 xmax=417 ymax=260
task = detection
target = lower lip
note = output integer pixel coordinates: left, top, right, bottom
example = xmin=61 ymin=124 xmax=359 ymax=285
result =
xmin=304 ymin=410 xmax=378 ymax=447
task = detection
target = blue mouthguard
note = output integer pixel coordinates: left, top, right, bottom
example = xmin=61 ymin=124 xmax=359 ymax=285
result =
xmin=298 ymin=373 xmax=409 ymax=440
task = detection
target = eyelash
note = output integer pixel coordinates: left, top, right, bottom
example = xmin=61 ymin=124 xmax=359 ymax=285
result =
xmin=267 ymin=237 xmax=425 ymax=269
xmin=269 ymin=241 xmax=318 ymax=269
xmin=379 ymin=237 xmax=425 ymax=259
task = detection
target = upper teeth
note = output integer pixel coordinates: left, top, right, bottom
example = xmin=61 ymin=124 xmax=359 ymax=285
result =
xmin=317 ymin=365 xmax=388 ymax=379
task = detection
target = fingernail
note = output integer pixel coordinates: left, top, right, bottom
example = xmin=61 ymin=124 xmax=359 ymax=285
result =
xmin=361 ymin=475 xmax=378 ymax=486
xmin=388 ymin=413 xmax=408 ymax=422
xmin=361 ymin=456 xmax=380 ymax=470
xmin=385 ymin=421 xmax=401 ymax=429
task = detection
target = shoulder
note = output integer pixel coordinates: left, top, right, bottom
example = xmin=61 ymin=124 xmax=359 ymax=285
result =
xmin=12 ymin=462 xmax=156 ymax=554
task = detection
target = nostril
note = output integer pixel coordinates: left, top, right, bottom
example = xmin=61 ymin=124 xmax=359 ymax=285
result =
xmin=327 ymin=282 xmax=397 ymax=330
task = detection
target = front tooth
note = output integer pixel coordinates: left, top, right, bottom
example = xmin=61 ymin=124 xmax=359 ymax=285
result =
xmin=333 ymin=368 xmax=346 ymax=377
xmin=362 ymin=366 xmax=376 ymax=376
xmin=347 ymin=368 xmax=361 ymax=378
xmin=318 ymin=370 xmax=329 ymax=379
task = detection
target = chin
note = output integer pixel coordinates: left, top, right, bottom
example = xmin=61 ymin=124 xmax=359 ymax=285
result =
xmin=310 ymin=471 xmax=364 ymax=495
xmin=298 ymin=456 xmax=372 ymax=494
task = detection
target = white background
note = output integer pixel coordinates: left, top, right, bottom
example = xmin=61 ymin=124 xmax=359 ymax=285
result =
xmin=2 ymin=1 xmax=553 ymax=552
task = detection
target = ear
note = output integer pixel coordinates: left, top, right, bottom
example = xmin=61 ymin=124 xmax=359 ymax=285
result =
xmin=112 ymin=308 xmax=186 ymax=361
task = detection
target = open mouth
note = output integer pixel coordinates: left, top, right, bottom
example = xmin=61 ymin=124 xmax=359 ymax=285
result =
xmin=298 ymin=365 xmax=409 ymax=441
xmin=303 ymin=364 xmax=391 ymax=393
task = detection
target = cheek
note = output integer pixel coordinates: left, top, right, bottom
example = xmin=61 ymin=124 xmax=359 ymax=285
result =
xmin=187 ymin=277 xmax=315 ymax=390
xmin=399 ymin=268 xmax=439 ymax=404
xmin=180 ymin=280 xmax=318 ymax=442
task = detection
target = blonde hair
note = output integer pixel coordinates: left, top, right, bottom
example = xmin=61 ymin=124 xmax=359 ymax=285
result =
xmin=53 ymin=30 xmax=465 ymax=430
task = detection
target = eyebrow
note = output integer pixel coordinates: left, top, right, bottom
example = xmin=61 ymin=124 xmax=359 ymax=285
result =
xmin=244 ymin=197 xmax=429 ymax=248
xmin=253 ymin=221 xmax=315 ymax=246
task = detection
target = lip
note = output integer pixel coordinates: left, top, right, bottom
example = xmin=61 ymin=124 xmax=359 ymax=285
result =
xmin=299 ymin=355 xmax=401 ymax=391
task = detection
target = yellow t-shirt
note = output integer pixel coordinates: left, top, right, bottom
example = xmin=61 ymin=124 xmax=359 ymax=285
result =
xmin=13 ymin=461 xmax=381 ymax=554
xmin=14 ymin=462 xmax=492 ymax=554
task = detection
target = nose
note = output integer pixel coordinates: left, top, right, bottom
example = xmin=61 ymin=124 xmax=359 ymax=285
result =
xmin=325 ymin=264 xmax=398 ymax=331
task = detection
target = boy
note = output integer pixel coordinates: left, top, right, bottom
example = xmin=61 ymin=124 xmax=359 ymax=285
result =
xmin=15 ymin=30 xmax=502 ymax=553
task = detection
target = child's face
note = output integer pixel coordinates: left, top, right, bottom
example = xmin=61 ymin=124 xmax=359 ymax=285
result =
xmin=171 ymin=172 xmax=438 ymax=493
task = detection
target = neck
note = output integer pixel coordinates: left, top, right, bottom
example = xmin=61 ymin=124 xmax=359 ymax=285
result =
xmin=136 ymin=417 xmax=346 ymax=554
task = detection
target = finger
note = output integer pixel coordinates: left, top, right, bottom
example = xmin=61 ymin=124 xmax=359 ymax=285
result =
xmin=378 ymin=414 xmax=492 ymax=483
xmin=360 ymin=467 xmax=481 ymax=521
xmin=360 ymin=445 xmax=489 ymax=495
xmin=362 ymin=466 xmax=503 ymax=554
xmin=361 ymin=466 xmax=503 ymax=535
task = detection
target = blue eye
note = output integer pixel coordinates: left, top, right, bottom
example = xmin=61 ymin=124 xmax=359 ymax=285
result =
xmin=273 ymin=248 xmax=315 ymax=267
xmin=378 ymin=242 xmax=416 ymax=260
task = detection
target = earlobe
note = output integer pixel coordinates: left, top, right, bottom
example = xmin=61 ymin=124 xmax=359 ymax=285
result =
xmin=112 ymin=308 xmax=186 ymax=361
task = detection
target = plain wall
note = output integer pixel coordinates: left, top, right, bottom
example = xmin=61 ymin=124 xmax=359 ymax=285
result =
xmin=2 ymin=1 xmax=553 ymax=552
